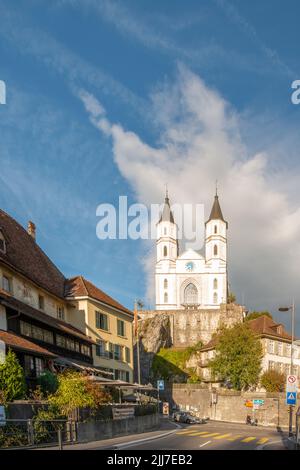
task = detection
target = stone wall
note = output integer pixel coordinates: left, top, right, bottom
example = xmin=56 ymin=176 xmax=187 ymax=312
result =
xmin=138 ymin=304 xmax=244 ymax=348
xmin=162 ymin=384 xmax=295 ymax=428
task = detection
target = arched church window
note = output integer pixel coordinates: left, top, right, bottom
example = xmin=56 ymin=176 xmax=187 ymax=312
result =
xmin=164 ymin=292 xmax=168 ymax=303
xmin=213 ymin=245 xmax=218 ymax=256
xmin=213 ymin=292 xmax=218 ymax=304
xmin=184 ymin=283 xmax=198 ymax=305
xmin=213 ymin=278 xmax=218 ymax=289
xmin=164 ymin=279 xmax=168 ymax=289
xmin=164 ymin=227 xmax=167 ymax=235
xmin=163 ymin=246 xmax=167 ymax=257
xmin=214 ymin=225 xmax=217 ymax=234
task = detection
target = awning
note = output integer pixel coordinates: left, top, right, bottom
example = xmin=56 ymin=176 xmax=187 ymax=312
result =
xmin=53 ymin=356 xmax=113 ymax=377
xmin=0 ymin=330 xmax=57 ymax=358
xmin=88 ymin=376 xmax=156 ymax=390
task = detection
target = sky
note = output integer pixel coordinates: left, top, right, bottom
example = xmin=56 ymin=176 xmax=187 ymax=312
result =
xmin=0 ymin=0 xmax=300 ymax=333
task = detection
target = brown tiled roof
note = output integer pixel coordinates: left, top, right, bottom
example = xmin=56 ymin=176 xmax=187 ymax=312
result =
xmin=65 ymin=276 xmax=133 ymax=317
xmin=0 ymin=209 xmax=65 ymax=298
xmin=200 ymin=315 xmax=293 ymax=351
xmin=0 ymin=329 xmax=56 ymax=357
xmin=0 ymin=295 xmax=95 ymax=344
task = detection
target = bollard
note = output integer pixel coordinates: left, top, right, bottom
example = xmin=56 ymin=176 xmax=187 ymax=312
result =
xmin=58 ymin=428 xmax=63 ymax=450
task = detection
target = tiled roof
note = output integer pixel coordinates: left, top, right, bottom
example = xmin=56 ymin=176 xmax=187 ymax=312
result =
xmin=0 ymin=295 xmax=95 ymax=344
xmin=201 ymin=315 xmax=293 ymax=351
xmin=0 ymin=329 xmax=56 ymax=357
xmin=0 ymin=209 xmax=65 ymax=298
xmin=65 ymin=276 xmax=133 ymax=316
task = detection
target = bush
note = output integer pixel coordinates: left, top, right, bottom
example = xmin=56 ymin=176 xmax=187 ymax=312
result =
xmin=33 ymin=407 xmax=65 ymax=444
xmin=37 ymin=370 xmax=58 ymax=397
xmin=260 ymin=370 xmax=285 ymax=392
xmin=0 ymin=350 xmax=26 ymax=402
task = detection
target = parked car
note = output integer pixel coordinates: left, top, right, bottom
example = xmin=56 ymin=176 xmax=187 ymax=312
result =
xmin=172 ymin=411 xmax=186 ymax=422
xmin=178 ymin=413 xmax=201 ymax=424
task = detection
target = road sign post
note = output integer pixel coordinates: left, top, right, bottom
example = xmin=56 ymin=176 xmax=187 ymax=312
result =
xmin=286 ymin=374 xmax=298 ymax=436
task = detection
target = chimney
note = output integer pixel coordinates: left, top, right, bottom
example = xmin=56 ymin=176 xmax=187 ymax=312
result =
xmin=27 ymin=221 xmax=36 ymax=241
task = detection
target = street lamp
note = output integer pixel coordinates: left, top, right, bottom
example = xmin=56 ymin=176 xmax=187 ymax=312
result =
xmin=279 ymin=301 xmax=296 ymax=436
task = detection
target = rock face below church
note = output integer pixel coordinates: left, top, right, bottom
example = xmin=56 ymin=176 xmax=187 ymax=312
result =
xmin=134 ymin=304 xmax=245 ymax=383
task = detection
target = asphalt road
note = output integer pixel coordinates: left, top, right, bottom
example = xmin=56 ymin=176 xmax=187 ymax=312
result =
xmin=115 ymin=421 xmax=287 ymax=451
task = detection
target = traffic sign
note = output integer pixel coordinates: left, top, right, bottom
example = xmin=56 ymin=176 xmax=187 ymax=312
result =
xmin=286 ymin=392 xmax=297 ymax=406
xmin=157 ymin=379 xmax=164 ymax=391
xmin=286 ymin=375 xmax=298 ymax=394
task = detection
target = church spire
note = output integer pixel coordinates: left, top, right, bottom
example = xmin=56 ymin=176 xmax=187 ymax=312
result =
xmin=159 ymin=187 xmax=175 ymax=223
xmin=206 ymin=189 xmax=227 ymax=226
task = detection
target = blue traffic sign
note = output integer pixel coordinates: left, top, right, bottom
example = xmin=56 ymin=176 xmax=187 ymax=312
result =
xmin=286 ymin=392 xmax=297 ymax=405
xmin=157 ymin=380 xmax=164 ymax=391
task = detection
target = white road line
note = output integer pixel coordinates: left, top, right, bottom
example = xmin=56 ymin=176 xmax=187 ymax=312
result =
xmin=199 ymin=441 xmax=211 ymax=448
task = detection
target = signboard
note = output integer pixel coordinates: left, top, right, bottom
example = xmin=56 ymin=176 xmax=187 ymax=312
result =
xmin=286 ymin=375 xmax=298 ymax=406
xmin=162 ymin=402 xmax=169 ymax=415
xmin=244 ymin=400 xmax=253 ymax=408
xmin=157 ymin=380 xmax=164 ymax=391
xmin=253 ymin=399 xmax=264 ymax=406
xmin=0 ymin=340 xmax=5 ymax=364
xmin=112 ymin=407 xmax=135 ymax=420
xmin=0 ymin=406 xmax=5 ymax=426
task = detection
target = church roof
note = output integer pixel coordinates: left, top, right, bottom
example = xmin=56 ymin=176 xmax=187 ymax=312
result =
xmin=206 ymin=194 xmax=227 ymax=225
xmin=158 ymin=192 xmax=175 ymax=224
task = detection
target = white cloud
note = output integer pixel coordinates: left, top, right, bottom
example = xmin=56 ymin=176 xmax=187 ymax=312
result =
xmin=78 ymin=66 xmax=300 ymax=326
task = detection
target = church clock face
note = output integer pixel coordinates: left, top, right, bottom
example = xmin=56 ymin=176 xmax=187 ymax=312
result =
xmin=185 ymin=262 xmax=194 ymax=272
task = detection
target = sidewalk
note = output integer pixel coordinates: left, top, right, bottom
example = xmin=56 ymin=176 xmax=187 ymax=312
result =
xmin=35 ymin=418 xmax=180 ymax=450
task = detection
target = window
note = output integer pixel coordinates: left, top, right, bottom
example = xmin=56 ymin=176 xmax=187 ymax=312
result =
xmin=117 ymin=319 xmax=126 ymax=337
xmin=214 ymin=225 xmax=217 ymax=234
xmin=35 ymin=358 xmax=44 ymax=377
xmin=164 ymin=279 xmax=168 ymax=289
xmin=38 ymin=295 xmax=45 ymax=310
xmin=57 ymin=306 xmax=65 ymax=321
xmin=108 ymin=342 xmax=114 ymax=359
xmin=56 ymin=334 xmax=66 ymax=348
xmin=125 ymin=347 xmax=131 ymax=363
xmin=184 ymin=283 xmax=198 ymax=305
xmin=277 ymin=342 xmax=283 ymax=356
xmin=126 ymin=371 xmax=130 ymax=382
xmin=213 ymin=278 xmax=218 ymax=289
xmin=20 ymin=321 xmax=54 ymax=344
xmin=268 ymin=360 xmax=275 ymax=370
xmin=114 ymin=344 xmax=121 ymax=361
xmin=164 ymin=227 xmax=167 ymax=235
xmin=81 ymin=344 xmax=91 ymax=357
xmin=286 ymin=344 xmax=291 ymax=357
xmin=96 ymin=339 xmax=107 ymax=357
xmin=163 ymin=246 xmax=167 ymax=257
xmin=95 ymin=311 xmax=109 ymax=331
xmin=213 ymin=245 xmax=218 ymax=256
xmin=31 ymin=325 xmax=43 ymax=341
xmin=164 ymin=292 xmax=168 ymax=303
xmin=114 ymin=369 xmax=119 ymax=380
xmin=213 ymin=292 xmax=218 ymax=304
xmin=66 ymin=338 xmax=75 ymax=351
xmin=268 ymin=340 xmax=275 ymax=354
xmin=2 ymin=275 xmax=12 ymax=293
xmin=0 ymin=233 xmax=6 ymax=254
xmin=24 ymin=355 xmax=35 ymax=377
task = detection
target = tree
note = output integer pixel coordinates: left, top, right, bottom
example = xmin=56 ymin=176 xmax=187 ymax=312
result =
xmin=209 ymin=323 xmax=263 ymax=390
xmin=0 ymin=350 xmax=26 ymax=402
xmin=245 ymin=311 xmax=273 ymax=321
xmin=260 ymin=370 xmax=285 ymax=392
xmin=227 ymin=292 xmax=236 ymax=304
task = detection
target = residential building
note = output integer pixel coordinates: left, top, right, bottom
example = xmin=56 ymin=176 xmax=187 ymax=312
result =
xmin=65 ymin=276 xmax=134 ymax=383
xmin=0 ymin=209 xmax=134 ymax=388
xmin=197 ymin=315 xmax=300 ymax=387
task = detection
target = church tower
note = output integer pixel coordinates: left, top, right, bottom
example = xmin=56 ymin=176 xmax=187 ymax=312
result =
xmin=205 ymin=190 xmax=228 ymax=304
xmin=155 ymin=191 xmax=178 ymax=309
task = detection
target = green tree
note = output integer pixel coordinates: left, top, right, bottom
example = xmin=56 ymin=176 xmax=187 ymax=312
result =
xmin=0 ymin=350 xmax=26 ymax=402
xmin=227 ymin=292 xmax=236 ymax=304
xmin=245 ymin=311 xmax=273 ymax=321
xmin=37 ymin=370 xmax=58 ymax=396
xmin=209 ymin=323 xmax=263 ymax=390
xmin=260 ymin=370 xmax=285 ymax=392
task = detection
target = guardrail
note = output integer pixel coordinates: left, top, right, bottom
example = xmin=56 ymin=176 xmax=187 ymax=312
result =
xmin=0 ymin=419 xmax=77 ymax=449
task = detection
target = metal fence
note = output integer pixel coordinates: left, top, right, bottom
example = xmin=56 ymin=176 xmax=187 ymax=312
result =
xmin=0 ymin=419 xmax=77 ymax=449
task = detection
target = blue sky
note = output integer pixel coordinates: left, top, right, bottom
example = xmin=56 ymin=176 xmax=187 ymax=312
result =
xmin=0 ymin=0 xmax=300 ymax=331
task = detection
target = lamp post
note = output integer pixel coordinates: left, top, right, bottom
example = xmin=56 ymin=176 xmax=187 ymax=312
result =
xmin=279 ymin=301 xmax=296 ymax=436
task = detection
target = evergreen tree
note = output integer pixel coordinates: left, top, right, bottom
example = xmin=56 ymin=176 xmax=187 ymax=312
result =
xmin=0 ymin=350 xmax=26 ymax=402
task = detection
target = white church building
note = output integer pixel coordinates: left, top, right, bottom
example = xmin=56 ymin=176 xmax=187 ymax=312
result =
xmin=155 ymin=191 xmax=228 ymax=310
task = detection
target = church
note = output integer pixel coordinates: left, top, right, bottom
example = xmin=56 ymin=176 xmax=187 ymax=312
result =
xmin=155 ymin=191 xmax=228 ymax=310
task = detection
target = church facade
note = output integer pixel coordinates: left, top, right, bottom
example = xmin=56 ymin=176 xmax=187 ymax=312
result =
xmin=155 ymin=192 xmax=228 ymax=310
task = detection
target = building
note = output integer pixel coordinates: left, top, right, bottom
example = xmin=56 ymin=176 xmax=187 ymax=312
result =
xmin=197 ymin=315 xmax=300 ymax=386
xmin=0 ymin=209 xmax=134 ymax=387
xmin=65 ymin=276 xmax=134 ymax=382
xmin=155 ymin=190 xmax=228 ymax=310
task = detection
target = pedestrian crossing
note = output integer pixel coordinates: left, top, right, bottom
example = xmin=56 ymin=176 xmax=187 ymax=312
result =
xmin=176 ymin=429 xmax=270 ymax=445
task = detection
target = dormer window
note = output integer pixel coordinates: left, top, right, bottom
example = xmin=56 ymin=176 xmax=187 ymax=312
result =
xmin=0 ymin=231 xmax=6 ymax=254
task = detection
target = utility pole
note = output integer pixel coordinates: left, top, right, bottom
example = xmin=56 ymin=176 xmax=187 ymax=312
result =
xmin=134 ymin=300 xmax=141 ymax=385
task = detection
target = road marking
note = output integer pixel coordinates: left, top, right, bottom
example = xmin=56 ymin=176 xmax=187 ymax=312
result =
xmin=257 ymin=437 xmax=269 ymax=445
xmin=226 ymin=435 xmax=243 ymax=441
xmin=199 ymin=440 xmax=211 ymax=448
xmin=213 ymin=433 xmax=232 ymax=440
xmin=185 ymin=431 xmax=214 ymax=436
xmin=197 ymin=432 xmax=220 ymax=438
xmin=241 ymin=436 xmax=256 ymax=443
xmin=176 ymin=430 xmax=198 ymax=435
